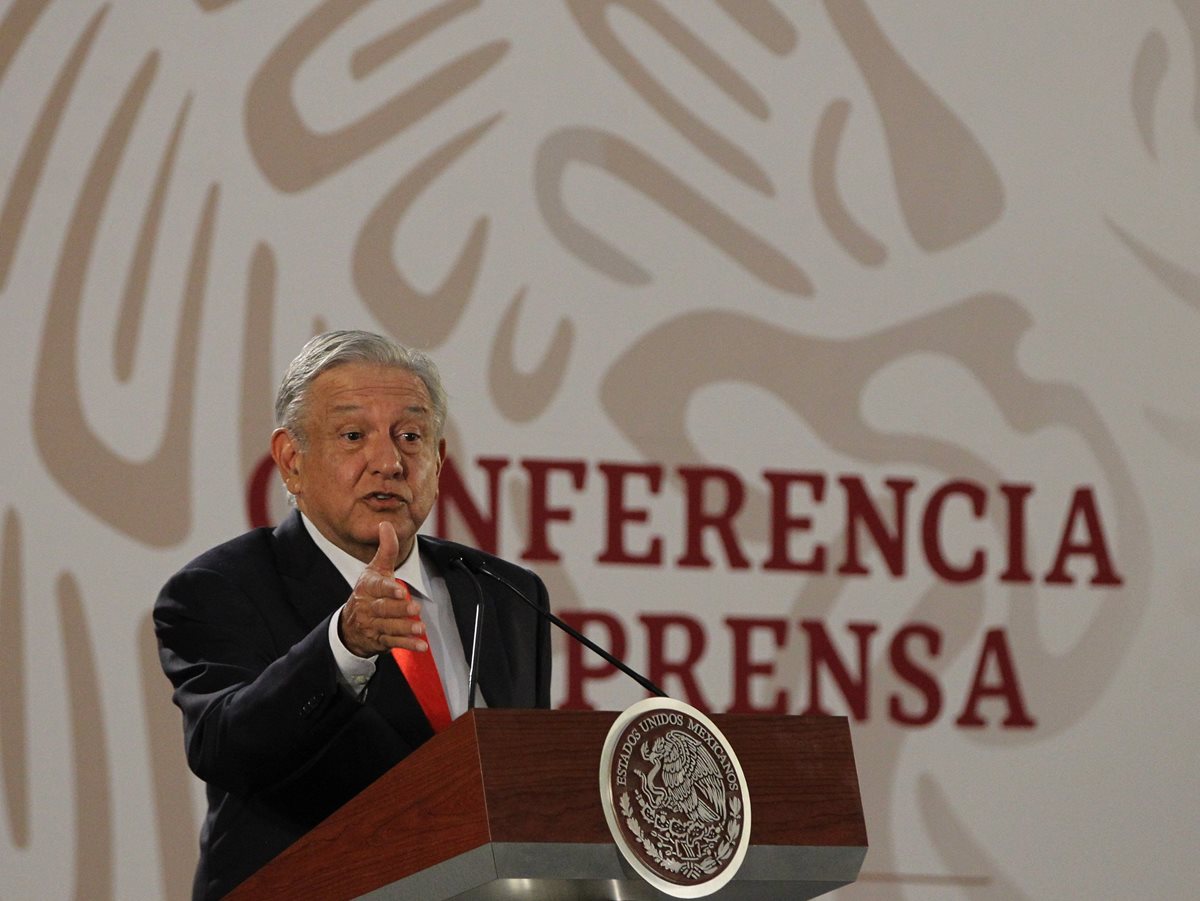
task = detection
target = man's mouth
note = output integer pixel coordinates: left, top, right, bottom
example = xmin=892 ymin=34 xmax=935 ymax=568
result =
xmin=364 ymin=492 xmax=406 ymax=507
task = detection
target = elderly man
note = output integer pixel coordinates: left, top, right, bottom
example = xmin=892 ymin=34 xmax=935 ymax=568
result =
xmin=155 ymin=331 xmax=551 ymax=900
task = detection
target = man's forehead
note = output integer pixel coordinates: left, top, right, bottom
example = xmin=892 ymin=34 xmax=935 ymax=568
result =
xmin=313 ymin=364 xmax=430 ymax=401
xmin=309 ymin=364 xmax=436 ymax=415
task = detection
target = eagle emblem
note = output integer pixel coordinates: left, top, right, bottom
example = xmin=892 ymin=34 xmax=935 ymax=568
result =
xmin=601 ymin=699 xmax=751 ymax=896
xmin=638 ymin=730 xmax=727 ymax=826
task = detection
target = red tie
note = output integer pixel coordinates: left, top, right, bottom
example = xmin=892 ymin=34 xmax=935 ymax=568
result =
xmin=390 ymin=579 xmax=453 ymax=733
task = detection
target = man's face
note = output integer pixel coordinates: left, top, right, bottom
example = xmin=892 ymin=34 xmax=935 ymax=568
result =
xmin=271 ymin=362 xmax=445 ymax=565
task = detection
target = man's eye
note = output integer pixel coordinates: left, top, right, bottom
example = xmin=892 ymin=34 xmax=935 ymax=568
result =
xmin=342 ymin=431 xmax=363 ymax=441
xmin=399 ymin=432 xmax=421 ymax=443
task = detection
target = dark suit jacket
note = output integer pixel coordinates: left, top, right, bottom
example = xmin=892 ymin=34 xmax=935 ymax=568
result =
xmin=154 ymin=511 xmax=551 ymax=900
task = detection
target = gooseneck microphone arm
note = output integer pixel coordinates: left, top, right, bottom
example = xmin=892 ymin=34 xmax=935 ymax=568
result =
xmin=461 ymin=555 xmax=668 ymax=699
xmin=450 ymin=558 xmax=486 ymax=711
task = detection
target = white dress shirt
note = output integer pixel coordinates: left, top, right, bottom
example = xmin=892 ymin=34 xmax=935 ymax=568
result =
xmin=300 ymin=513 xmax=482 ymax=717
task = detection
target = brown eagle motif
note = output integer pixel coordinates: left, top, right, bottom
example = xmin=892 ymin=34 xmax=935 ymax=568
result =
xmin=637 ymin=729 xmax=727 ymax=825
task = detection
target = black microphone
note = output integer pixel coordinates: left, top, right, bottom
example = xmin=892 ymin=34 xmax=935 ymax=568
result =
xmin=449 ymin=557 xmax=486 ymax=711
xmin=457 ymin=552 xmax=667 ymax=699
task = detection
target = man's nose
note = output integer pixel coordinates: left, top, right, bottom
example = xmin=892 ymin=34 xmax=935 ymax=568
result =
xmin=369 ymin=433 xmax=404 ymax=476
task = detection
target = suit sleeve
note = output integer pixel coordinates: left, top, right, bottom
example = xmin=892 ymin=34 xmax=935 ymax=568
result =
xmin=154 ymin=564 xmax=366 ymax=797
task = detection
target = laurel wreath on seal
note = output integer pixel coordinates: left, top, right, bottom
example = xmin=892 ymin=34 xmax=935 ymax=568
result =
xmin=620 ymin=791 xmax=681 ymax=871
xmin=702 ymin=796 xmax=742 ymax=874
xmin=620 ymin=792 xmax=742 ymax=877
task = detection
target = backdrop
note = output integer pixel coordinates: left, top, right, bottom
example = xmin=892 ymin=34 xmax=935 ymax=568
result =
xmin=1 ymin=1 xmax=1197 ymax=898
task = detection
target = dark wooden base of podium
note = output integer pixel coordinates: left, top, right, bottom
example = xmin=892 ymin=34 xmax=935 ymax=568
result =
xmin=230 ymin=710 xmax=866 ymax=900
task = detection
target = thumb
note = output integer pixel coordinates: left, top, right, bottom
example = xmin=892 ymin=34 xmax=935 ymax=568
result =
xmin=368 ymin=521 xmax=400 ymax=573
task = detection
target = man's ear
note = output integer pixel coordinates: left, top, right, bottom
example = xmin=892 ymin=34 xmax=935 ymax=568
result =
xmin=271 ymin=428 xmax=301 ymax=495
xmin=432 ymin=438 xmax=447 ymax=498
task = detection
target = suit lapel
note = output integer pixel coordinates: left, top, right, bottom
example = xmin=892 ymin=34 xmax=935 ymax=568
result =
xmin=370 ymin=651 xmax=435 ymax=746
xmin=271 ymin=511 xmax=351 ymax=630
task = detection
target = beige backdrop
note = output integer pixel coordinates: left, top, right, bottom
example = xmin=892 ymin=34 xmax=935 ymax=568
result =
xmin=2 ymin=1 xmax=1198 ymax=898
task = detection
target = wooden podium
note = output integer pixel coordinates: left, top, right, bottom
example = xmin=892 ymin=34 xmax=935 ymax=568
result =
xmin=228 ymin=710 xmax=866 ymax=900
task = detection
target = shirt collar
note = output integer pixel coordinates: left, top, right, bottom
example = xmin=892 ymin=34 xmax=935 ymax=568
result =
xmin=299 ymin=512 xmax=433 ymax=599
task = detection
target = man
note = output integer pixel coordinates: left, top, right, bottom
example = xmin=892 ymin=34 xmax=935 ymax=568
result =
xmin=155 ymin=331 xmax=551 ymax=900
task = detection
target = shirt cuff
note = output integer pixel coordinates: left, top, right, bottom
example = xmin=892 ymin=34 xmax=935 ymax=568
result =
xmin=328 ymin=606 xmax=377 ymax=698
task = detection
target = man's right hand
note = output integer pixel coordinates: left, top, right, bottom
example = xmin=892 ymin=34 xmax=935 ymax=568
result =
xmin=339 ymin=522 xmax=426 ymax=658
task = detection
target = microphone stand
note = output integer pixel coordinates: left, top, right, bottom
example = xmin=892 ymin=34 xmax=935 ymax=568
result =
xmin=470 ymin=561 xmax=667 ymax=699
xmin=451 ymin=558 xmax=487 ymax=711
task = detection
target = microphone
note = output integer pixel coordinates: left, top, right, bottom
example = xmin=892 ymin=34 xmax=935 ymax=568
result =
xmin=457 ymin=552 xmax=667 ymax=699
xmin=449 ymin=557 xmax=486 ymax=711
